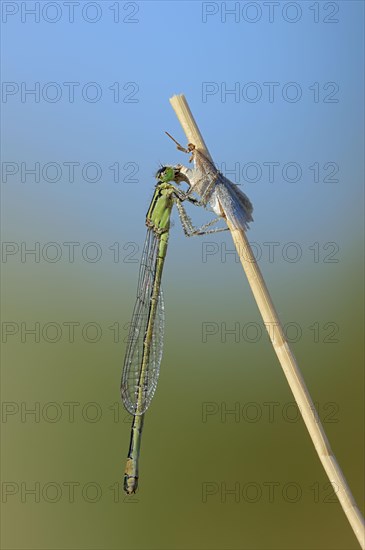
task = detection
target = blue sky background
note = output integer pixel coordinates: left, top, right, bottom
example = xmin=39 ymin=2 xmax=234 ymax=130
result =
xmin=2 ymin=0 xmax=364 ymax=248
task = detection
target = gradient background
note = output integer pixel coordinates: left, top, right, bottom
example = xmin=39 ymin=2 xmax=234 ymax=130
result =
xmin=1 ymin=1 xmax=364 ymax=549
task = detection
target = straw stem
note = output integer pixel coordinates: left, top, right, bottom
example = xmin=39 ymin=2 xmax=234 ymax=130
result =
xmin=169 ymin=93 xmax=364 ymax=549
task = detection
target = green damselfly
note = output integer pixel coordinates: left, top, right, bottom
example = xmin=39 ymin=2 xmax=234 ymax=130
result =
xmin=121 ymin=168 xmax=225 ymax=494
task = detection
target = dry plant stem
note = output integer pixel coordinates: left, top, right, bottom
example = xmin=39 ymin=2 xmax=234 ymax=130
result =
xmin=169 ymin=94 xmax=365 ymax=550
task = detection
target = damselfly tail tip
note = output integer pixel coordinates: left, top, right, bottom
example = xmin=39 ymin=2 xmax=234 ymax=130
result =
xmin=124 ymin=474 xmax=138 ymax=495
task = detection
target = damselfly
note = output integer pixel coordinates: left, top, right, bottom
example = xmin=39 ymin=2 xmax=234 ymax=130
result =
xmin=121 ymin=168 xmax=226 ymax=494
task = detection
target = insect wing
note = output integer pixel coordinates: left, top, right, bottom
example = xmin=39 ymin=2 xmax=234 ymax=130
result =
xmin=215 ymin=175 xmax=253 ymax=230
xmin=192 ymin=149 xmax=253 ymax=229
xmin=121 ymin=230 xmax=165 ymax=415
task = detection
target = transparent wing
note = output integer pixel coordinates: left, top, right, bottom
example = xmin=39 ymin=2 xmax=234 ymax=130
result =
xmin=193 ymin=149 xmax=253 ymax=230
xmin=215 ymin=175 xmax=253 ymax=230
xmin=189 ymin=149 xmax=218 ymax=203
xmin=121 ymin=229 xmax=165 ymax=415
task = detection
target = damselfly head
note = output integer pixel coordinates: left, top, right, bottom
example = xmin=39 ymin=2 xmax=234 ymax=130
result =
xmin=155 ymin=165 xmax=165 ymax=180
xmin=155 ymin=166 xmax=179 ymax=183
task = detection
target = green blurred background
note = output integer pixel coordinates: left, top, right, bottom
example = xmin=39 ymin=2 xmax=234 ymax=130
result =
xmin=1 ymin=1 xmax=364 ymax=549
